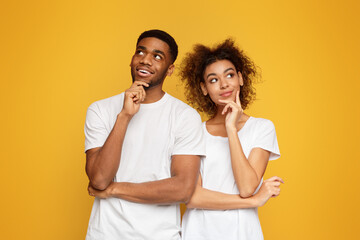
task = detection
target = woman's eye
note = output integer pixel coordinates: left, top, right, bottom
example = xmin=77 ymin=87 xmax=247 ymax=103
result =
xmin=226 ymin=73 xmax=234 ymax=78
xmin=210 ymin=78 xmax=217 ymax=83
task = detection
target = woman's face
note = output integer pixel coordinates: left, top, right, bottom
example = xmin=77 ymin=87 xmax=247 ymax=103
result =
xmin=200 ymin=59 xmax=243 ymax=106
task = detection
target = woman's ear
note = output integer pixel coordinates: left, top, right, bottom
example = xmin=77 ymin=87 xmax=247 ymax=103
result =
xmin=238 ymin=71 xmax=244 ymax=86
xmin=200 ymin=82 xmax=208 ymax=96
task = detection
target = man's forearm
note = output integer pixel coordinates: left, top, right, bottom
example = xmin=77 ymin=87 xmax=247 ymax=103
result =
xmin=88 ymin=155 xmax=200 ymax=203
xmin=106 ymin=176 xmax=195 ymax=204
xmin=86 ymin=112 xmax=132 ymax=190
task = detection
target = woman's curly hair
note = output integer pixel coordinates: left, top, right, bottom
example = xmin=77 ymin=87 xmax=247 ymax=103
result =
xmin=179 ymin=39 xmax=259 ymax=118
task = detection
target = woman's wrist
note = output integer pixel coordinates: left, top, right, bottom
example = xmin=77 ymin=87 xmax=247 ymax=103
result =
xmin=226 ymin=124 xmax=237 ymax=133
xmin=236 ymin=195 xmax=259 ymax=208
xmin=249 ymin=195 xmax=260 ymax=208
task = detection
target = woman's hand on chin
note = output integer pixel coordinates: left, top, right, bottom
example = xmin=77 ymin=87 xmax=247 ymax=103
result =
xmin=219 ymin=90 xmax=243 ymax=131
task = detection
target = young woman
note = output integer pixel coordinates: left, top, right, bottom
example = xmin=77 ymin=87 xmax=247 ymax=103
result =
xmin=180 ymin=39 xmax=283 ymax=240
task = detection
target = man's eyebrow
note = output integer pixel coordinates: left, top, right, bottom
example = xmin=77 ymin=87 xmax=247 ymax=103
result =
xmin=154 ymin=49 xmax=166 ymax=57
xmin=137 ymin=46 xmax=146 ymax=50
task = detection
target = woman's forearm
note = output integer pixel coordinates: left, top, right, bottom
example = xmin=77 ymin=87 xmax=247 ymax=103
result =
xmin=186 ymin=185 xmax=258 ymax=210
xmin=227 ymin=128 xmax=261 ymax=197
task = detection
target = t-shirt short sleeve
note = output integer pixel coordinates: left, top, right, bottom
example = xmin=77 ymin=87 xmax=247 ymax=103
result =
xmin=172 ymin=108 xmax=206 ymax=157
xmin=84 ymin=103 xmax=108 ymax=152
xmin=252 ymin=119 xmax=280 ymax=160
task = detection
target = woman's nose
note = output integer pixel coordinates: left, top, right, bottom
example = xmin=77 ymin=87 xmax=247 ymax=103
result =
xmin=220 ymin=78 xmax=229 ymax=89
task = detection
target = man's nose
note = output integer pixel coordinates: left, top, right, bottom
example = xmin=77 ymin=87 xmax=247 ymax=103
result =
xmin=140 ymin=53 xmax=152 ymax=66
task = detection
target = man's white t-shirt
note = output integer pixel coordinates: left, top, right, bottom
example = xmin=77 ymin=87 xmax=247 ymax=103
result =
xmin=181 ymin=117 xmax=280 ymax=240
xmin=84 ymin=92 xmax=205 ymax=240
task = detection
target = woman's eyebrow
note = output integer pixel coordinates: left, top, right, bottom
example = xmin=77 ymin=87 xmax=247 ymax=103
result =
xmin=206 ymin=73 xmax=216 ymax=79
xmin=224 ymin=67 xmax=235 ymax=73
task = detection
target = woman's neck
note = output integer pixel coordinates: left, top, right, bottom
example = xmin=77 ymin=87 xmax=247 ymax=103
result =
xmin=209 ymin=106 xmax=227 ymax=124
xmin=208 ymin=105 xmax=250 ymax=126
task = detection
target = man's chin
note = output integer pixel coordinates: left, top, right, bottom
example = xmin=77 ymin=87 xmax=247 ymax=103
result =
xmin=143 ymin=84 xmax=151 ymax=90
xmin=131 ymin=76 xmax=163 ymax=90
xmin=132 ymin=78 xmax=150 ymax=85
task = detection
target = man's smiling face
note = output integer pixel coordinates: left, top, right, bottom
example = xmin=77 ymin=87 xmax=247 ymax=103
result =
xmin=130 ymin=37 xmax=174 ymax=89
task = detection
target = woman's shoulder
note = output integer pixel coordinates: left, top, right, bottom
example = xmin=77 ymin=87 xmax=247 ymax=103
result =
xmin=249 ymin=116 xmax=273 ymax=124
xmin=247 ymin=116 xmax=275 ymax=131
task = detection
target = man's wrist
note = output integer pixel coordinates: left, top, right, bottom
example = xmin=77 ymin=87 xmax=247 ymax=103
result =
xmin=107 ymin=182 xmax=117 ymax=198
xmin=118 ymin=111 xmax=133 ymax=121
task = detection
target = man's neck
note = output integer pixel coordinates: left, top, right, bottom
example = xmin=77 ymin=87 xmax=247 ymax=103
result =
xmin=142 ymin=85 xmax=165 ymax=104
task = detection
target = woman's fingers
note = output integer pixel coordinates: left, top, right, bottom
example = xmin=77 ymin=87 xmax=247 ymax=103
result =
xmin=236 ymin=90 xmax=241 ymax=106
xmin=221 ymin=101 xmax=240 ymax=114
xmin=272 ymin=188 xmax=280 ymax=197
xmin=222 ymin=103 xmax=231 ymax=115
xmin=264 ymin=176 xmax=284 ymax=183
xmin=218 ymin=99 xmax=231 ymax=104
xmin=262 ymin=176 xmax=283 ymax=198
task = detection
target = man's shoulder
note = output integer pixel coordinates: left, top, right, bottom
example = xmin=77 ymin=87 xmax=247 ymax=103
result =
xmin=166 ymin=93 xmax=198 ymax=116
xmin=88 ymin=92 xmax=124 ymax=112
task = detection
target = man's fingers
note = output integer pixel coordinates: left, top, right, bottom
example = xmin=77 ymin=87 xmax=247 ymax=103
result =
xmin=128 ymin=90 xmax=142 ymax=102
xmin=88 ymin=186 xmax=95 ymax=196
xmin=128 ymin=86 xmax=146 ymax=102
xmin=140 ymin=87 xmax=146 ymax=101
xmin=132 ymin=81 xmax=149 ymax=88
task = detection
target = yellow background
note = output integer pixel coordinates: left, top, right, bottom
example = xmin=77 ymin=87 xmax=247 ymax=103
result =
xmin=1 ymin=0 xmax=359 ymax=239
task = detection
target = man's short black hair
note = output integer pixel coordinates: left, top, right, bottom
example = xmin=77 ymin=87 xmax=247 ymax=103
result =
xmin=137 ymin=29 xmax=178 ymax=63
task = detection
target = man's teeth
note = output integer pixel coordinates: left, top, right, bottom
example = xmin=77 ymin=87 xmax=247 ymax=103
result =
xmin=139 ymin=70 xmax=150 ymax=74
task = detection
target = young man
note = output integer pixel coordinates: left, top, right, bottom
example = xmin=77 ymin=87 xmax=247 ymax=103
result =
xmin=84 ymin=30 xmax=205 ymax=240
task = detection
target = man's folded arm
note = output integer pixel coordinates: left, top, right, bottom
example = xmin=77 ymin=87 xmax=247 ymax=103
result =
xmin=89 ymin=154 xmax=201 ymax=204
xmin=86 ymin=111 xmax=132 ymax=190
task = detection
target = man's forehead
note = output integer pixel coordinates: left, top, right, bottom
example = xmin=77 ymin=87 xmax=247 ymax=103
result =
xmin=136 ymin=37 xmax=170 ymax=52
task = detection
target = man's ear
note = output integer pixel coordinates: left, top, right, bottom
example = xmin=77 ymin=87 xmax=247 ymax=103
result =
xmin=238 ymin=71 xmax=244 ymax=86
xmin=200 ymin=82 xmax=208 ymax=96
xmin=166 ymin=64 xmax=175 ymax=76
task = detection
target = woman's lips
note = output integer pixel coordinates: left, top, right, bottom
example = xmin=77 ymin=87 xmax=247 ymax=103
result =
xmin=220 ymin=91 xmax=233 ymax=97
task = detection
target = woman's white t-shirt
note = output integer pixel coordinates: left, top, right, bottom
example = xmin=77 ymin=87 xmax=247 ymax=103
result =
xmin=182 ymin=117 xmax=280 ymax=240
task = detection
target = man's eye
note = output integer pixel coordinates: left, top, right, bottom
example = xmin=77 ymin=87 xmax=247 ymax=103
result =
xmin=155 ymin=55 xmax=162 ymax=60
xmin=137 ymin=50 xmax=144 ymax=55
